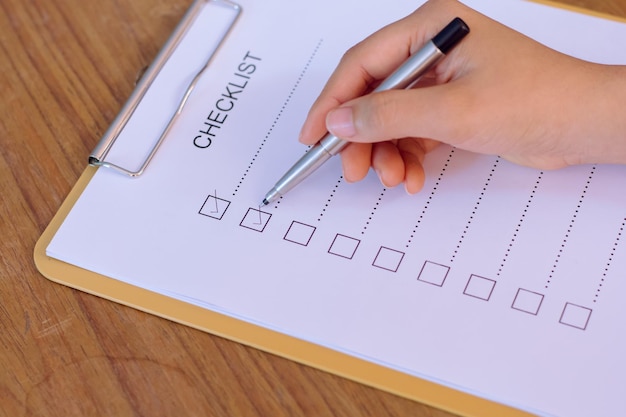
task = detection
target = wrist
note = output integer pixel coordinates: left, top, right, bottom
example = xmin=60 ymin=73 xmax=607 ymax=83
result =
xmin=572 ymin=64 xmax=626 ymax=166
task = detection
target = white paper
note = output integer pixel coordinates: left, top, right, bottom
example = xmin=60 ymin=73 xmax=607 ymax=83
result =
xmin=48 ymin=1 xmax=626 ymax=416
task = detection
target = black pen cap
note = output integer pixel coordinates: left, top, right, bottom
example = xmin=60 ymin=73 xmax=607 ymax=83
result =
xmin=432 ymin=17 xmax=470 ymax=54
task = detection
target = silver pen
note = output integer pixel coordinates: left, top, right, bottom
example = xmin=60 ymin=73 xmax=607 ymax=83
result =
xmin=261 ymin=17 xmax=469 ymax=206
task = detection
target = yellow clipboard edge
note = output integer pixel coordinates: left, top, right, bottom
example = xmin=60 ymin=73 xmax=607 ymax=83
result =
xmin=530 ymin=0 xmax=626 ymax=22
xmin=34 ymin=166 xmax=533 ymax=417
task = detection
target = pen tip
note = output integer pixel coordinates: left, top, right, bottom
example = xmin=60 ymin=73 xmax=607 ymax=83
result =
xmin=261 ymin=198 xmax=269 ymax=206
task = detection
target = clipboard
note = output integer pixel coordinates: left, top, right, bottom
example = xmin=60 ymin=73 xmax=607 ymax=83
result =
xmin=34 ymin=1 xmax=626 ymax=416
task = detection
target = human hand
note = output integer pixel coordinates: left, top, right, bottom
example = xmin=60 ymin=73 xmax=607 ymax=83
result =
xmin=298 ymin=0 xmax=626 ymax=193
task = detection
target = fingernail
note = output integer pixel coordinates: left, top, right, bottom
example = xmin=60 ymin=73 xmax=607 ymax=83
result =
xmin=326 ymin=107 xmax=356 ymax=138
xmin=298 ymin=122 xmax=310 ymax=143
xmin=376 ymin=169 xmax=385 ymax=187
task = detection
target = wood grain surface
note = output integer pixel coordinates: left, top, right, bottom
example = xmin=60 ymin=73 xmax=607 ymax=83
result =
xmin=2 ymin=0 xmax=625 ymax=416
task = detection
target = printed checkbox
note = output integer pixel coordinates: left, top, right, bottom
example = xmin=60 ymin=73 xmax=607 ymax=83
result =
xmin=199 ymin=194 xmax=230 ymax=220
xmin=559 ymin=303 xmax=592 ymax=330
xmin=284 ymin=221 xmax=316 ymax=246
xmin=464 ymin=274 xmax=496 ymax=301
xmin=240 ymin=207 xmax=271 ymax=232
xmin=372 ymin=246 xmax=404 ymax=272
xmin=328 ymin=234 xmax=360 ymax=259
xmin=512 ymin=288 xmax=544 ymax=315
xmin=417 ymin=261 xmax=450 ymax=287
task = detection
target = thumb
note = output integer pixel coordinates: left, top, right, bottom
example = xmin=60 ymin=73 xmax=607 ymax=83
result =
xmin=326 ymin=84 xmax=467 ymax=146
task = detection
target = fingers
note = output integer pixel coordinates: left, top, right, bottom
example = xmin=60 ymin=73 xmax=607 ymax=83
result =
xmin=340 ymin=143 xmax=372 ymax=182
xmin=298 ymin=0 xmax=485 ymax=192
xmin=299 ymin=0 xmax=469 ymax=146
xmin=327 ymin=83 xmax=469 ymax=146
xmin=398 ymin=138 xmax=439 ymax=193
xmin=298 ymin=26 xmax=412 ymax=145
xmin=340 ymin=138 xmax=437 ymax=193
xmin=371 ymin=141 xmax=405 ymax=187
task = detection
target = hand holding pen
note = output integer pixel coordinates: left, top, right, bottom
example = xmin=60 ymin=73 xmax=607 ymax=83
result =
xmin=284 ymin=0 xmax=626 ymax=201
xmin=262 ymin=13 xmax=468 ymax=205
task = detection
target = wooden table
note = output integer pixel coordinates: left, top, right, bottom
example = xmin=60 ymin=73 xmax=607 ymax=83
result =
xmin=2 ymin=1 xmax=625 ymax=416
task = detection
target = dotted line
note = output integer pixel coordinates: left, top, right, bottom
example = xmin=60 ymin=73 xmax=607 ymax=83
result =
xmin=362 ymin=188 xmax=387 ymax=235
xmin=232 ymin=39 xmax=323 ymax=198
xmin=317 ymin=176 xmax=343 ymax=222
xmin=405 ymin=148 xmax=456 ymax=248
xmin=545 ymin=165 xmax=596 ymax=289
xmin=450 ymin=157 xmax=501 ymax=263
xmin=270 ymin=198 xmax=282 ymax=210
xmin=594 ymin=218 xmax=625 ymax=303
xmin=497 ymin=171 xmax=544 ymax=277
